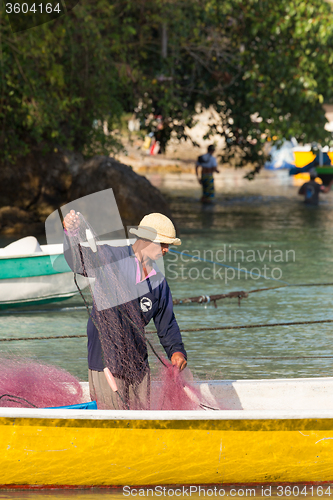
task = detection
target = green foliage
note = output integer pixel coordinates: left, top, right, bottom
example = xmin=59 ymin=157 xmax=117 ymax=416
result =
xmin=122 ymin=0 xmax=333 ymax=168
xmin=0 ymin=0 xmax=125 ymax=162
xmin=214 ymin=0 xmax=333 ymax=170
xmin=1 ymin=0 xmax=333 ymax=168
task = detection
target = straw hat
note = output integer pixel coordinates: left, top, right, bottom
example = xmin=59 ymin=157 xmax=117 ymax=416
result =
xmin=129 ymin=213 xmax=181 ymax=246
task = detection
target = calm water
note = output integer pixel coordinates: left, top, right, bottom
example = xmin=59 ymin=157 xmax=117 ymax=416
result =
xmin=1 ymin=169 xmax=333 ymax=382
xmin=1 ymin=169 xmax=333 ymax=498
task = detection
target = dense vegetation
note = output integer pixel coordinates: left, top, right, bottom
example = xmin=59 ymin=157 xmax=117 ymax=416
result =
xmin=2 ymin=0 xmax=333 ymax=170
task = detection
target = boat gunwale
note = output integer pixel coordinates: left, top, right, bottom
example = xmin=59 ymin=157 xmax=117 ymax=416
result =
xmin=0 ymin=238 xmax=132 ymax=261
xmin=2 ymin=407 xmax=333 ymax=421
xmin=3 ymin=376 xmax=333 ymax=420
xmin=0 ymin=249 xmax=63 ymax=260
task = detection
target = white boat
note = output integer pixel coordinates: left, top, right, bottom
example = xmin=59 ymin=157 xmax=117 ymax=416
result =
xmin=0 ymin=236 xmax=80 ymax=308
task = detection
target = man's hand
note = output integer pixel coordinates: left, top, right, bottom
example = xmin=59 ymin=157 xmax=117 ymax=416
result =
xmin=171 ymin=352 xmax=187 ymax=371
xmin=63 ymin=210 xmax=80 ymax=232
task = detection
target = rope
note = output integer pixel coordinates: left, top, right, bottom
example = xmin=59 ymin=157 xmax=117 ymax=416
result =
xmin=3 ymin=332 xmax=333 ymax=360
xmin=248 ymin=282 xmax=333 ymax=292
xmin=173 ymin=290 xmax=248 ymax=307
xmin=0 ymin=331 xmax=331 ymax=359
xmin=244 ymin=355 xmax=333 ymax=360
xmin=173 ymin=282 xmax=333 ymax=306
xmin=0 ymin=335 xmax=87 ymax=341
xmin=0 ymin=394 xmax=37 ymax=407
xmin=147 ymin=318 xmax=333 ymax=332
xmin=2 ymin=317 xmax=333 ymax=343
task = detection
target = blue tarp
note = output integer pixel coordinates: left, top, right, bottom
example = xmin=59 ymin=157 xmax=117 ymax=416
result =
xmin=45 ymin=401 xmax=97 ymax=410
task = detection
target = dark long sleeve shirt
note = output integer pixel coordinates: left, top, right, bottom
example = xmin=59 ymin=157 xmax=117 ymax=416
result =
xmin=64 ymin=234 xmax=186 ymax=382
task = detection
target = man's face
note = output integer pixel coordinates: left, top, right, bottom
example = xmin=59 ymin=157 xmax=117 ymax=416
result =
xmin=144 ymin=241 xmax=169 ymax=260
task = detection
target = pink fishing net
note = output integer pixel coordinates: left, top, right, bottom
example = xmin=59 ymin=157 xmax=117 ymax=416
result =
xmin=0 ymin=358 xmax=85 ymax=408
xmin=153 ymin=361 xmax=206 ymax=410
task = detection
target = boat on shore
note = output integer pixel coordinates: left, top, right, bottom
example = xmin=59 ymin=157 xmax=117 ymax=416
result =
xmin=0 ymin=236 xmax=81 ymax=308
xmin=1 ymin=376 xmax=333 ymax=487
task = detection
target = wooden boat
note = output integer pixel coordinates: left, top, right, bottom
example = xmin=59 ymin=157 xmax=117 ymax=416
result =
xmin=0 ymin=236 xmax=81 ymax=308
xmin=1 ymin=376 xmax=333 ymax=487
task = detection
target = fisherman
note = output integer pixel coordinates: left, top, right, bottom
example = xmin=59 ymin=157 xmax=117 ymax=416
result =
xmin=63 ymin=211 xmax=187 ymax=410
xmin=298 ymin=168 xmax=333 ymax=205
xmin=196 ymin=145 xmax=219 ymax=203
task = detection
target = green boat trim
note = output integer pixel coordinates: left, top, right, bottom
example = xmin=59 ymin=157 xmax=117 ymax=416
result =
xmin=0 ymin=254 xmax=71 ymax=280
xmin=0 ymin=293 xmax=77 ymax=310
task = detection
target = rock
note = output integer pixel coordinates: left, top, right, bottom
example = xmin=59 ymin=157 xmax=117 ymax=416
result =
xmin=63 ymin=150 xmax=85 ymax=177
xmin=69 ymin=156 xmax=172 ymax=226
xmin=0 ymin=151 xmax=173 ymax=234
xmin=0 ymin=206 xmax=43 ymax=236
xmin=0 ymin=148 xmax=76 ymax=210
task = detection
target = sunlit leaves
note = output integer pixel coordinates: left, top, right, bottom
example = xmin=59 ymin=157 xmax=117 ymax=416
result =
xmin=1 ymin=0 xmax=333 ymax=168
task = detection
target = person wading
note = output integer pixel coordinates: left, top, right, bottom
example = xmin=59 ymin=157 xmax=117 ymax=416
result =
xmin=196 ymin=145 xmax=219 ymax=204
xmin=298 ymin=168 xmax=333 ymax=205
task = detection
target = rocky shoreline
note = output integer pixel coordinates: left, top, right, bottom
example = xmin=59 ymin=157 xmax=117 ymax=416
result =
xmin=1 ymin=151 xmax=172 ymax=236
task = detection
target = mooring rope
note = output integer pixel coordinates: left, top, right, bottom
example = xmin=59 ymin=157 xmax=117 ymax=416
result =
xmin=0 ymin=332 xmax=331 ymax=360
xmin=3 ymin=322 xmax=333 ymax=360
xmin=0 ymin=334 xmax=87 ymax=341
xmin=152 ymin=318 xmax=333 ymax=332
xmin=173 ymin=282 xmax=333 ymax=306
xmin=2 ymin=317 xmax=333 ymax=342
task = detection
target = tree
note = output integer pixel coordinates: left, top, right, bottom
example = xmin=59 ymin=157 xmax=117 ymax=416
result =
xmin=117 ymin=0 xmax=333 ymax=171
xmin=0 ymin=0 xmax=126 ymax=163
xmin=1 ymin=0 xmax=333 ymax=172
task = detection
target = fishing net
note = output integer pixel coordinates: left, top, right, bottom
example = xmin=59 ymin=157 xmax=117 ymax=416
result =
xmin=152 ymin=361 xmax=206 ymax=411
xmin=43 ymin=189 xmax=221 ymax=411
xmin=0 ymin=357 xmax=84 ymax=408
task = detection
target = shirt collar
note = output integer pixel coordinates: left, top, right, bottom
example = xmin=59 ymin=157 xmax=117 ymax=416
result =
xmin=128 ymin=244 xmax=158 ymax=284
xmin=135 ymin=257 xmax=157 ymax=284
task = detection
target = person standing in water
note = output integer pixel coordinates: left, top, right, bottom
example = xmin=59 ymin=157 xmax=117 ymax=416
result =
xmin=63 ymin=211 xmax=187 ymax=410
xmin=298 ymin=168 xmax=333 ymax=205
xmin=196 ymin=145 xmax=219 ymax=203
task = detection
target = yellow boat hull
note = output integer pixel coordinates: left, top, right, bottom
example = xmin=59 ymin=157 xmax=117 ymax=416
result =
xmin=294 ymin=151 xmax=333 ymax=168
xmin=2 ymin=411 xmax=333 ymax=486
